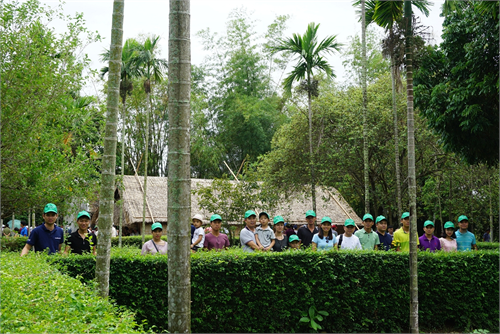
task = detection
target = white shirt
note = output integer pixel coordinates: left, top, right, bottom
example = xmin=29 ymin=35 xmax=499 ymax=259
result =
xmin=337 ymin=234 xmax=362 ymax=250
xmin=192 ymin=227 xmax=205 ymax=248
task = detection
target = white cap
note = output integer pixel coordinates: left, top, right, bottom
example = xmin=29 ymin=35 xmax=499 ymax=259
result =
xmin=192 ymin=214 xmax=204 ymax=222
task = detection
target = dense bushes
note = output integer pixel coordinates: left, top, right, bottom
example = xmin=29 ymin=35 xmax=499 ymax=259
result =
xmin=0 ymin=252 xmax=143 ymax=333
xmin=1 ymin=236 xmax=28 ymax=252
xmin=50 ymin=248 xmax=499 ymax=333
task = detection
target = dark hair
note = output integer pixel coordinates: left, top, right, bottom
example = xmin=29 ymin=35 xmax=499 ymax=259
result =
xmin=443 ymin=228 xmax=456 ymax=239
xmin=318 ymin=223 xmax=333 ymax=240
xmin=21 ymin=221 xmax=27 ymax=226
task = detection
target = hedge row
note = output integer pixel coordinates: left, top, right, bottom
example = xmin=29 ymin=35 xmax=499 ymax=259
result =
xmin=1 ymin=252 xmax=143 ymax=333
xmin=49 ymin=248 xmax=500 ymax=333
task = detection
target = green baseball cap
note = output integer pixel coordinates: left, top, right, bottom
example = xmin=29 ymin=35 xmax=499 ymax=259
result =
xmin=210 ymin=214 xmax=222 ymax=222
xmin=305 ymin=210 xmax=316 ymax=218
xmin=375 ymin=215 xmax=387 ymax=224
xmin=289 ymin=235 xmax=300 ymax=243
xmin=444 ymin=221 xmax=455 ymax=229
xmin=151 ymin=222 xmax=163 ymax=231
xmin=362 ymin=214 xmax=374 ymax=221
xmin=43 ymin=203 xmax=58 ymax=214
xmin=424 ymin=220 xmax=434 ymax=227
xmin=77 ymin=211 xmax=91 ymax=220
xmin=344 ymin=218 xmax=355 ymax=227
xmin=458 ymin=215 xmax=469 ymax=222
xmin=244 ymin=210 xmax=257 ymax=219
xmin=401 ymin=212 xmax=410 ymax=219
xmin=321 ymin=216 xmax=332 ymax=224
xmin=273 ymin=216 xmax=285 ymax=224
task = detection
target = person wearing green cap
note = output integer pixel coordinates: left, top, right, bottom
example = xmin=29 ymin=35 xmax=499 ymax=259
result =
xmin=288 ymin=234 xmax=302 ymax=250
xmin=297 ymin=210 xmax=318 ymax=248
xmin=392 ymin=212 xmax=419 ymax=251
xmin=240 ymin=210 xmax=260 ymax=252
xmin=64 ymin=211 xmax=97 ymax=255
xmin=205 ymin=214 xmax=230 ymax=251
xmin=418 ymin=221 xmax=441 ymax=252
xmin=312 ymin=216 xmax=336 ymax=251
xmin=272 ymin=216 xmax=288 ymax=252
xmin=455 ymin=215 xmax=478 ymax=251
xmin=354 ymin=214 xmax=380 ymax=250
xmin=21 ymin=203 xmax=64 ymax=256
xmin=439 ymin=221 xmax=457 ymax=252
xmin=255 ymin=212 xmax=276 ymax=251
xmin=375 ymin=216 xmax=393 ymax=251
xmin=141 ymin=222 xmax=167 ymax=255
xmin=336 ymin=219 xmax=362 ymax=250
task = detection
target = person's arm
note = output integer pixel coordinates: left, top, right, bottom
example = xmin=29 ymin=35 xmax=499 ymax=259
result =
xmin=255 ymin=233 xmax=264 ymax=249
xmin=21 ymin=243 xmax=32 ymax=256
xmin=63 ymin=245 xmax=71 ymax=255
xmin=266 ymin=239 xmax=275 ymax=251
xmin=224 ymin=235 xmax=230 ymax=250
xmin=311 ymin=242 xmax=317 ymax=251
xmin=246 ymin=240 xmax=261 ymax=251
xmin=141 ymin=241 xmax=149 ymax=255
xmin=472 ymin=244 xmax=478 ymax=251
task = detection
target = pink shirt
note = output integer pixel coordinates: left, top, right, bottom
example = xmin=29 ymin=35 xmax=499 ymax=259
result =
xmin=141 ymin=240 xmax=168 ymax=255
xmin=439 ymin=237 xmax=457 ymax=252
xmin=205 ymin=233 xmax=230 ymax=250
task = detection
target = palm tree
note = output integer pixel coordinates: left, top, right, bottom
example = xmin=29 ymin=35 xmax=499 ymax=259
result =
xmin=95 ymin=0 xmax=124 ymax=298
xmin=168 ymin=0 xmax=191 ymax=332
xmin=361 ymin=0 xmax=370 ymax=214
xmin=100 ymin=38 xmax=141 ymax=248
xmin=130 ymin=35 xmax=167 ymax=243
xmin=371 ymin=1 xmax=430 ymax=332
xmin=271 ymin=23 xmax=342 ymax=212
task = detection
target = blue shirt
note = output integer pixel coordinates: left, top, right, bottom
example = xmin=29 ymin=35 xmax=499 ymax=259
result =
xmin=377 ymin=231 xmax=393 ymax=251
xmin=312 ymin=233 xmax=335 ymax=251
xmin=455 ymin=230 xmax=476 ymax=251
xmin=20 ymin=226 xmax=28 ymax=237
xmin=26 ymin=224 xmax=64 ymax=254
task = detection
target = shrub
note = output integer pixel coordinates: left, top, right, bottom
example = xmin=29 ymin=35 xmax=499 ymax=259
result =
xmin=0 ymin=252 xmax=143 ymax=333
xmin=1 ymin=236 xmax=28 ymax=252
xmin=50 ymin=248 xmax=500 ymax=333
xmin=476 ymin=242 xmax=499 ymax=251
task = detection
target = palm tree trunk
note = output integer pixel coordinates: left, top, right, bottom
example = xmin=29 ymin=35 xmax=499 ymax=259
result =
xmin=168 ymin=0 xmax=191 ymax=332
xmin=405 ymin=1 xmax=419 ymax=332
xmin=119 ymin=99 xmax=126 ymax=247
xmin=489 ymin=174 xmax=493 ymax=242
xmin=95 ymin=0 xmax=124 ymax=298
xmin=142 ymin=92 xmax=151 ymax=244
xmin=307 ymin=80 xmax=316 ymax=213
xmin=391 ymin=54 xmax=402 ymax=220
xmin=361 ymin=0 xmax=370 ymax=214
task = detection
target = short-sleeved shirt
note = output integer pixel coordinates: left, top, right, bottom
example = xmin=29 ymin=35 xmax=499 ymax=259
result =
xmin=392 ymin=228 xmax=419 ymax=251
xmin=354 ymin=229 xmax=380 ymax=250
xmin=20 ymin=226 xmax=28 ymax=237
xmin=255 ymin=226 xmax=276 ymax=248
xmin=377 ymin=231 xmax=393 ymax=251
xmin=272 ymin=236 xmax=288 ymax=252
xmin=483 ymin=233 xmax=491 ymax=242
xmin=312 ymin=233 xmax=335 ymax=251
xmin=240 ymin=226 xmax=257 ymax=252
xmin=66 ymin=231 xmax=97 ymax=254
xmin=296 ymin=225 xmax=319 ymax=248
xmin=26 ymin=224 xmax=64 ymax=254
xmin=192 ymin=227 xmax=205 ymax=248
xmin=455 ymin=230 xmax=476 ymax=251
xmin=205 ymin=233 xmax=230 ymax=250
xmin=141 ymin=240 xmax=168 ymax=255
xmin=439 ymin=237 xmax=457 ymax=252
xmin=419 ymin=235 xmax=441 ymax=252
xmin=337 ymin=234 xmax=362 ymax=250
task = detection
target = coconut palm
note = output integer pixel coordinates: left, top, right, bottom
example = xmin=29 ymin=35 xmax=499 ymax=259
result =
xmin=100 ymin=38 xmax=141 ymax=248
xmin=130 ymin=35 xmax=167 ymax=243
xmin=271 ymin=23 xmax=342 ymax=212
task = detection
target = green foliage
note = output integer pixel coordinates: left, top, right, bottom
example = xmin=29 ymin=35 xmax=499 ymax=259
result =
xmin=50 ymin=248 xmax=499 ymax=333
xmin=299 ymin=305 xmax=329 ymax=332
xmin=414 ymin=2 xmax=499 ymax=165
xmin=1 ymin=236 xmax=29 ymax=252
xmin=0 ymin=252 xmax=143 ymax=333
xmin=476 ymin=242 xmax=500 ymax=251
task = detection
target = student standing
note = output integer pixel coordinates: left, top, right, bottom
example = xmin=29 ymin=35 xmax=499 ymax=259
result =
xmin=288 ymin=235 xmax=302 ymax=250
xmin=312 ymin=216 xmax=336 ymax=251
xmin=20 ymin=221 xmax=28 ymax=237
xmin=141 ymin=222 xmax=167 ymax=255
xmin=205 ymin=214 xmax=230 ymax=251
xmin=455 ymin=215 xmax=478 ymax=251
xmin=64 ymin=211 xmax=97 ymax=255
xmin=255 ymin=212 xmax=275 ymax=251
xmin=21 ymin=203 xmax=64 ymax=256
xmin=240 ymin=210 xmax=260 ymax=252
xmin=392 ymin=212 xmax=420 ymax=251
xmin=272 ymin=216 xmax=288 ymax=252
xmin=297 ymin=210 xmax=319 ymax=248
xmin=418 ymin=220 xmax=441 ymax=252
xmin=375 ymin=216 xmax=393 ymax=251
xmin=354 ymin=214 xmax=380 ymax=250
xmin=337 ymin=219 xmax=362 ymax=250
xmin=440 ymin=221 xmax=457 ymax=252
xmin=191 ymin=214 xmax=205 ymax=252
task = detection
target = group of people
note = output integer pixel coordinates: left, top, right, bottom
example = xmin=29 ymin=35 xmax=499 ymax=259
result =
xmin=19 ymin=202 xmax=481 ymax=256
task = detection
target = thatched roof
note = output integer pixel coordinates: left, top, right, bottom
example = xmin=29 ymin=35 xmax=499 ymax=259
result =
xmin=114 ymin=176 xmax=361 ymax=226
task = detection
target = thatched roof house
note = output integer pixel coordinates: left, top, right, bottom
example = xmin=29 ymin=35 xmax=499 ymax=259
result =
xmin=114 ymin=176 xmax=361 ymax=233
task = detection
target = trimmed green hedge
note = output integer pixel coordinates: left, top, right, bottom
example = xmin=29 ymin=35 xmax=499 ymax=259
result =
xmin=49 ymin=249 xmax=500 ymax=333
xmin=1 ymin=252 xmax=143 ymax=333
xmin=476 ymin=242 xmax=499 ymax=250
xmin=1 ymin=236 xmax=28 ymax=252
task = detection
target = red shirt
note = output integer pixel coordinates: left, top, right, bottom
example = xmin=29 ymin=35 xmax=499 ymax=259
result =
xmin=205 ymin=233 xmax=230 ymax=250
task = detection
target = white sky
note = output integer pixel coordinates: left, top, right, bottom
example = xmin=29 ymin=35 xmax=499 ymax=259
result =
xmin=40 ymin=0 xmax=445 ymax=94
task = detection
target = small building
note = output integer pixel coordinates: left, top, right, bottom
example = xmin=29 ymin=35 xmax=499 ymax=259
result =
xmin=113 ymin=176 xmax=362 ymax=235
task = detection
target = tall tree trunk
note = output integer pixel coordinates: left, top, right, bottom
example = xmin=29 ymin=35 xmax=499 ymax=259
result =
xmin=489 ymin=174 xmax=493 ymax=242
xmin=307 ymin=73 xmax=317 ymax=212
xmin=405 ymin=1 xmax=419 ymax=333
xmin=119 ymin=99 xmax=126 ymax=247
xmin=142 ymin=92 xmax=151 ymax=244
xmin=361 ymin=0 xmax=370 ymax=214
xmin=95 ymin=0 xmax=124 ymax=298
xmin=391 ymin=53 xmax=402 ymax=219
xmin=168 ymin=0 xmax=191 ymax=332
xmin=28 ymin=208 xmax=31 ymax=237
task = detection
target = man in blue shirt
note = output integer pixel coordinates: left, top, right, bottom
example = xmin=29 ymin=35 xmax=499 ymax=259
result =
xmin=375 ymin=215 xmax=393 ymax=251
xmin=21 ymin=203 xmax=64 ymax=256
xmin=455 ymin=215 xmax=478 ymax=251
xmin=20 ymin=221 xmax=28 ymax=237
